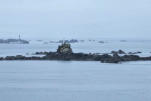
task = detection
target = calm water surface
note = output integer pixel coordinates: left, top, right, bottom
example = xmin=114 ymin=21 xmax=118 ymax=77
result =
xmin=0 ymin=61 xmax=151 ymax=101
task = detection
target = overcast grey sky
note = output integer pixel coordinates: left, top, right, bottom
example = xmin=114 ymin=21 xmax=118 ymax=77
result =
xmin=0 ymin=0 xmax=151 ymax=39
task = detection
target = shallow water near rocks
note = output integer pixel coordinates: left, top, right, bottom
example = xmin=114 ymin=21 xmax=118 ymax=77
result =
xmin=0 ymin=61 xmax=151 ymax=101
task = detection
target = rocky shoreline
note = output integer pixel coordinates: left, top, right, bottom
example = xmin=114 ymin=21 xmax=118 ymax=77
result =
xmin=0 ymin=43 xmax=151 ymax=63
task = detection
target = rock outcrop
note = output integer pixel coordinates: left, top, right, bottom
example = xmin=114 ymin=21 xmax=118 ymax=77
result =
xmin=57 ymin=43 xmax=73 ymax=54
xmin=0 ymin=43 xmax=151 ymax=64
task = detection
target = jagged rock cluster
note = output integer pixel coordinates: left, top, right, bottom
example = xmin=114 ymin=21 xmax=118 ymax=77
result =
xmin=57 ymin=43 xmax=73 ymax=54
xmin=1 ymin=43 xmax=151 ymax=63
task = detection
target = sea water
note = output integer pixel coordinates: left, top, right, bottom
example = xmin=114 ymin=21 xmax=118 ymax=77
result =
xmin=0 ymin=61 xmax=151 ymax=101
xmin=0 ymin=40 xmax=151 ymax=101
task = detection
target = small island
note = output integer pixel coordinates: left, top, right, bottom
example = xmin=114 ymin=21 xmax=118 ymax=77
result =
xmin=0 ymin=43 xmax=151 ymax=63
xmin=0 ymin=35 xmax=29 ymax=44
xmin=0 ymin=39 xmax=29 ymax=44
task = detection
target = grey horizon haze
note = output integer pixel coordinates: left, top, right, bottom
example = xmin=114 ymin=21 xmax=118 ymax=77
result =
xmin=0 ymin=0 xmax=151 ymax=40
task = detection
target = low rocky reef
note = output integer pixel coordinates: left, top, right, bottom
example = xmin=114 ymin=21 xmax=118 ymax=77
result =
xmin=0 ymin=43 xmax=151 ymax=63
xmin=0 ymin=39 xmax=29 ymax=44
xmin=2 ymin=52 xmax=151 ymax=63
